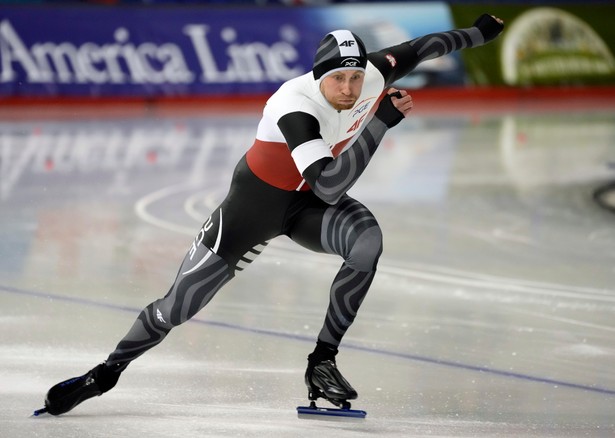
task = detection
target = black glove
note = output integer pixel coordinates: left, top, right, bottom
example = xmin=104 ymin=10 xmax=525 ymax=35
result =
xmin=473 ymin=14 xmax=504 ymax=43
xmin=374 ymin=91 xmax=404 ymax=128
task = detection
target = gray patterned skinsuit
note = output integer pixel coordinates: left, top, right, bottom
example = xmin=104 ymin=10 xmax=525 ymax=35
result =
xmin=39 ymin=15 xmax=503 ymax=416
xmin=105 ymin=15 xmax=504 ymax=373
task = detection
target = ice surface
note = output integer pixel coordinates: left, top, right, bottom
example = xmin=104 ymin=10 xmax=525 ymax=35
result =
xmin=1 ymin=102 xmax=615 ymax=437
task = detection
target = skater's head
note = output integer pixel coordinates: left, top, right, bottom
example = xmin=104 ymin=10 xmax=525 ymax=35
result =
xmin=314 ymin=30 xmax=367 ymax=111
xmin=313 ymin=30 xmax=367 ymax=81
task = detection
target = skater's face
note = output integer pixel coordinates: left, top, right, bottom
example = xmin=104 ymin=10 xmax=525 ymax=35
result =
xmin=319 ymin=70 xmax=365 ymax=111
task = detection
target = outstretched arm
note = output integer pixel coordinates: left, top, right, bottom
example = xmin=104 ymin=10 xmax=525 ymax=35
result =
xmin=370 ymin=14 xmax=504 ymax=86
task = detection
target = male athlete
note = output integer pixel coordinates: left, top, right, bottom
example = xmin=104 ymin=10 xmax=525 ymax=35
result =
xmin=38 ymin=14 xmax=503 ymax=415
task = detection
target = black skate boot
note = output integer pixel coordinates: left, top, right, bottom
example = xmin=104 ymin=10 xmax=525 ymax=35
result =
xmin=298 ymin=344 xmax=365 ymax=418
xmin=34 ymin=362 xmax=121 ymax=416
xmin=305 ymin=359 xmax=358 ymax=408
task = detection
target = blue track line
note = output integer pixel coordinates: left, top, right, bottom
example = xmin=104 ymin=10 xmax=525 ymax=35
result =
xmin=4 ymin=284 xmax=615 ymax=397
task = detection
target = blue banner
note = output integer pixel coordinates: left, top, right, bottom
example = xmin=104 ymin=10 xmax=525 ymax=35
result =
xmin=0 ymin=3 xmax=456 ymax=98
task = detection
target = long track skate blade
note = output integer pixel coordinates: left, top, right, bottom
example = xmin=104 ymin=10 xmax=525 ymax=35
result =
xmin=297 ymin=405 xmax=366 ymax=419
xmin=32 ymin=407 xmax=48 ymax=417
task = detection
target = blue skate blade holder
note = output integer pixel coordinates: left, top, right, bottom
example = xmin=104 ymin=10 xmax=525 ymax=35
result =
xmin=297 ymin=405 xmax=367 ymax=419
xmin=32 ymin=407 xmax=48 ymax=417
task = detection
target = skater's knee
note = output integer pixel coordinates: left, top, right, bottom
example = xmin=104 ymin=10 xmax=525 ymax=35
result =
xmin=148 ymin=299 xmax=177 ymax=329
xmin=155 ymin=251 xmax=232 ymax=327
xmin=346 ymin=226 xmax=383 ymax=272
xmin=154 ymin=295 xmax=199 ymax=328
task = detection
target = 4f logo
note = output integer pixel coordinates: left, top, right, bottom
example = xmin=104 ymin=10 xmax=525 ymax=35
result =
xmin=339 ymin=40 xmax=356 ymax=47
xmin=347 ymin=114 xmax=367 ymax=133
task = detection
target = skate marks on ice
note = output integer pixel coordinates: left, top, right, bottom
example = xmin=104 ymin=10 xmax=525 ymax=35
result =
xmin=3 ymin=281 xmax=615 ymax=400
xmin=20 ymin=402 xmax=520 ymax=437
xmin=6 ymin=270 xmax=615 ymax=435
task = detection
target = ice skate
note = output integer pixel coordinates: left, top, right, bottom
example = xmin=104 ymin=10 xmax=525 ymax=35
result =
xmin=297 ymin=359 xmax=366 ymax=419
xmin=33 ymin=362 xmax=121 ymax=416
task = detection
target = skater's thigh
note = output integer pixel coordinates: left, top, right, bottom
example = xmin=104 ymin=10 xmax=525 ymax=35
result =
xmin=286 ymin=200 xmax=328 ymax=253
xmin=288 ymin=195 xmax=382 ymax=260
xmin=200 ymin=157 xmax=298 ymax=269
xmin=198 ymin=202 xmax=275 ymax=269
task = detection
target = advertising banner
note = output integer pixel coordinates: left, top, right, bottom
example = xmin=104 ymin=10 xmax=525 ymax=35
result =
xmin=0 ymin=2 xmax=459 ymax=98
xmin=451 ymin=4 xmax=615 ymax=86
xmin=0 ymin=6 xmax=311 ymax=97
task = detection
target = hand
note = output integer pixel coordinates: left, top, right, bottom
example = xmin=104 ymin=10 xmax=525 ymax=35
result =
xmin=491 ymin=15 xmax=504 ymax=26
xmin=473 ymin=14 xmax=505 ymax=42
xmin=374 ymin=88 xmax=413 ymax=128
xmin=388 ymin=88 xmax=413 ymax=118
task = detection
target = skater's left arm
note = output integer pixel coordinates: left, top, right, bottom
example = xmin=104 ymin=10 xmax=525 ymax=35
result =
xmin=300 ymin=89 xmax=413 ymax=205
xmin=369 ymin=14 xmax=504 ymax=86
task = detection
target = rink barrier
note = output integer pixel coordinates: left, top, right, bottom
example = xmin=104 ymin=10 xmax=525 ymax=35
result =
xmin=2 ymin=86 xmax=615 ymax=120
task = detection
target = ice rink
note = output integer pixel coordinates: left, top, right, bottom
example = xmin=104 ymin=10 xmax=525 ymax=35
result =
xmin=1 ymin=93 xmax=615 ymax=437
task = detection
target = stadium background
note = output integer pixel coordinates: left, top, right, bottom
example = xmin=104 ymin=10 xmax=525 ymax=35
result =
xmin=1 ymin=0 xmax=614 ymax=103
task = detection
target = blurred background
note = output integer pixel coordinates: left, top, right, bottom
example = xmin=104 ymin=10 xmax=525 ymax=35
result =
xmin=1 ymin=0 xmax=614 ymax=96
xmin=2 ymin=0 xmax=614 ymax=205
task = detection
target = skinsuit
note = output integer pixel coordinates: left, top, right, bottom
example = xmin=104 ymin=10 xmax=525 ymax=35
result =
xmin=39 ymin=14 xmax=504 ymax=415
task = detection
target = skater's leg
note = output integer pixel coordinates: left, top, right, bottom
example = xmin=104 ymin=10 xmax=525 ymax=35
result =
xmin=289 ymin=196 xmax=382 ymax=402
xmin=291 ymin=196 xmax=382 ymax=349
xmin=40 ymin=225 xmax=234 ymax=416
xmin=108 ymin=178 xmax=280 ymax=371
xmin=106 ymin=244 xmax=233 ymax=370
xmin=40 ymin=156 xmax=296 ymax=415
